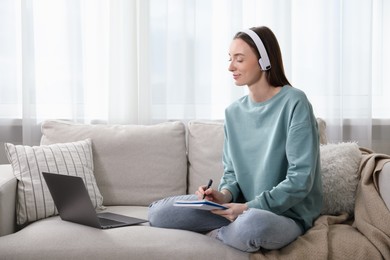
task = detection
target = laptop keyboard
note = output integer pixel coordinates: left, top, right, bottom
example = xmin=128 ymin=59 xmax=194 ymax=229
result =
xmin=98 ymin=217 xmax=124 ymax=226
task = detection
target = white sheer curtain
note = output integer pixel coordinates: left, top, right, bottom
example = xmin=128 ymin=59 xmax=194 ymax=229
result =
xmin=1 ymin=0 xmax=390 ymax=163
xmin=149 ymin=0 xmax=390 ymax=151
xmin=1 ymin=0 xmax=151 ymax=146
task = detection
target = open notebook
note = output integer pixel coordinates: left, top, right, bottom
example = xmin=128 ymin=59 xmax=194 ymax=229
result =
xmin=174 ymin=200 xmax=228 ymax=210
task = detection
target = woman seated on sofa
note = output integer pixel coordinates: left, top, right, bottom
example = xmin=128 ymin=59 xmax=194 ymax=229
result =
xmin=148 ymin=26 xmax=323 ymax=253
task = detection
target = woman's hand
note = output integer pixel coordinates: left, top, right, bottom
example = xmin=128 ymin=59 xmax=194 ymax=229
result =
xmin=212 ymin=203 xmax=248 ymax=222
xmin=195 ymin=185 xmax=247 ymax=221
xmin=195 ymin=186 xmax=231 ymax=205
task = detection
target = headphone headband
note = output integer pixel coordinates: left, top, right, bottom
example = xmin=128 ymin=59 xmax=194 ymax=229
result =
xmin=242 ymin=29 xmax=271 ymax=71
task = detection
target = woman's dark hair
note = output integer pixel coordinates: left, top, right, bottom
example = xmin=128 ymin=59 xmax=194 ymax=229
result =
xmin=234 ymin=26 xmax=291 ymax=87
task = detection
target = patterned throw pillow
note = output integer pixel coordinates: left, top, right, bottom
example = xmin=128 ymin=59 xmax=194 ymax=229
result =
xmin=4 ymin=139 xmax=103 ymax=225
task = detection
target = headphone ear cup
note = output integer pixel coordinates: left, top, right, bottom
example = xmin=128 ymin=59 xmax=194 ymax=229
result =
xmin=259 ymin=58 xmax=266 ymax=71
xmin=259 ymin=58 xmax=263 ymax=70
xmin=259 ymin=58 xmax=271 ymax=71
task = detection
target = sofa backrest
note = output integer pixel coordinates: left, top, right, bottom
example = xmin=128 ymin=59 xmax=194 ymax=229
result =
xmin=40 ymin=120 xmax=188 ymax=206
xmin=40 ymin=118 xmax=327 ymax=207
xmin=187 ymin=120 xmax=225 ymax=194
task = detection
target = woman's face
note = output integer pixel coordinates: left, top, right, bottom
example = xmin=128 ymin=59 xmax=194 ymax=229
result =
xmin=228 ymin=38 xmax=262 ymax=86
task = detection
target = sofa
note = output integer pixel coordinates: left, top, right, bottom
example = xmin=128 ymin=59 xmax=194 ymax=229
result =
xmin=0 ymin=119 xmax=389 ymax=260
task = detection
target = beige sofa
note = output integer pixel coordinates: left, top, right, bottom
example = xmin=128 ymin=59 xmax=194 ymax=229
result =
xmin=0 ymin=119 xmax=389 ymax=260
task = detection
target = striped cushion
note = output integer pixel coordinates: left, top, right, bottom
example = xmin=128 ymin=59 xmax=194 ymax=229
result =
xmin=4 ymin=139 xmax=103 ymax=226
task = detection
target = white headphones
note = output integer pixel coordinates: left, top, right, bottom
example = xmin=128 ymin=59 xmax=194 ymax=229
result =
xmin=242 ymin=29 xmax=271 ymax=71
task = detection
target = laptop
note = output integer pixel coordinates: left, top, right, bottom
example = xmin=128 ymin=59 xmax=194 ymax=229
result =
xmin=42 ymin=172 xmax=148 ymax=229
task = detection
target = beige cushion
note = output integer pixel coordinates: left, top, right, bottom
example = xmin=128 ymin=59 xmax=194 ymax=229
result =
xmin=4 ymin=139 xmax=103 ymax=225
xmin=317 ymin=118 xmax=327 ymax=145
xmin=187 ymin=120 xmax=225 ymax=194
xmin=40 ymin=120 xmax=187 ymax=206
xmin=0 ymin=206 xmax=249 ymax=260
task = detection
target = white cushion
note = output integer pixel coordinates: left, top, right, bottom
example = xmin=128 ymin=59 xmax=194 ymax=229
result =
xmin=4 ymin=139 xmax=103 ymax=225
xmin=320 ymin=142 xmax=362 ymax=215
xmin=40 ymin=120 xmax=187 ymax=206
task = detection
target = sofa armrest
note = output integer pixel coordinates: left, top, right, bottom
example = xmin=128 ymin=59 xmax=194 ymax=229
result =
xmin=378 ymin=161 xmax=390 ymax=211
xmin=0 ymin=164 xmax=17 ymax=236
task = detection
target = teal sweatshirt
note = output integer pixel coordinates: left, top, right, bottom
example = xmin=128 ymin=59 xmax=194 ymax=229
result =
xmin=219 ymin=85 xmax=323 ymax=232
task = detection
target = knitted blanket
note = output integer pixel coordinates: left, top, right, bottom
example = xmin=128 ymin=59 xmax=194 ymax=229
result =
xmin=251 ymin=149 xmax=390 ymax=260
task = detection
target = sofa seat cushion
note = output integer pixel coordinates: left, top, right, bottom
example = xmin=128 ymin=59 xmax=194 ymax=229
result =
xmin=0 ymin=206 xmax=249 ymax=260
xmin=40 ymin=120 xmax=188 ymax=206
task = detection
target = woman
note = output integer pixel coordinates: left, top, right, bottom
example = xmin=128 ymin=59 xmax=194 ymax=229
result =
xmin=148 ymin=26 xmax=322 ymax=252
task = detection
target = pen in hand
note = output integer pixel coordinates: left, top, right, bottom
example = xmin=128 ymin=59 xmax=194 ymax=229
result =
xmin=202 ymin=179 xmax=213 ymax=199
